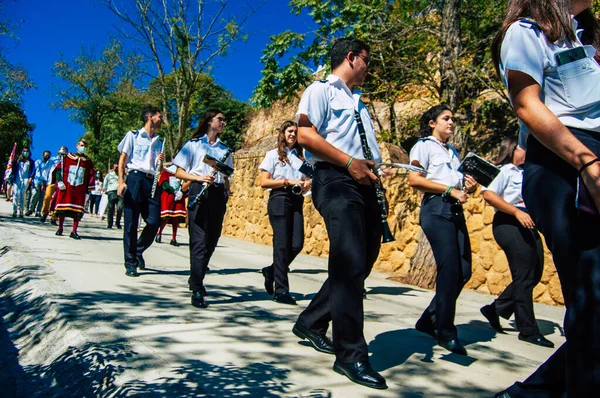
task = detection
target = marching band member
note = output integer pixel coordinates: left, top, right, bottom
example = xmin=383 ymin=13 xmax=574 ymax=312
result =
xmin=408 ymin=104 xmax=479 ymax=356
xmin=259 ymin=120 xmax=310 ymax=305
xmin=480 ymin=136 xmax=552 ymax=348
xmin=53 ymin=139 xmax=95 ymax=240
xmin=117 ymin=106 xmax=165 ymax=277
xmin=155 ymin=164 xmax=188 ymax=246
xmin=293 ymin=38 xmax=387 ymax=390
xmin=174 ymin=109 xmax=233 ymax=309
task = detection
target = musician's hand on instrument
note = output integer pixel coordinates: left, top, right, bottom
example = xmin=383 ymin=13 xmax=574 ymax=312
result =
xmin=174 ymin=191 xmax=183 ymax=201
xmin=349 ymin=159 xmax=378 ymax=185
xmin=464 ymin=174 xmax=478 ymax=193
xmin=196 ymin=174 xmax=215 ymax=184
xmin=379 ymin=166 xmax=394 ymax=178
xmin=301 ymin=180 xmax=311 ymax=194
xmin=515 ymin=209 xmax=535 ymax=229
xmin=117 ymin=182 xmax=127 ymax=197
xmin=450 ymin=188 xmax=468 ymax=204
xmin=157 ymin=152 xmax=166 ymax=163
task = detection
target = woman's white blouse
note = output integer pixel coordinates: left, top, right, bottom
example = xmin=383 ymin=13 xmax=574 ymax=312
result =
xmin=259 ymin=148 xmax=305 ymax=183
xmin=481 ymin=163 xmax=525 ymax=209
xmin=409 ymin=136 xmax=464 ymax=190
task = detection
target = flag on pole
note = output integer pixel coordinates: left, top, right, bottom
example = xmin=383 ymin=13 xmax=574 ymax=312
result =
xmin=4 ymin=143 xmax=17 ymax=183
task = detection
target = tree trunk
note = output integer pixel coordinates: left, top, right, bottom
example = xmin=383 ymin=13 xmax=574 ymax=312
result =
xmin=439 ymin=0 xmax=461 ymax=110
xmin=402 ymin=229 xmax=438 ymax=290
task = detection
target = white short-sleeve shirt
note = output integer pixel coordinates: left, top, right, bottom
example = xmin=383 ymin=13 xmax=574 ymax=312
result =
xmin=259 ymin=148 xmax=305 ymax=183
xmin=172 ymin=135 xmax=233 ymax=184
xmin=296 ymin=74 xmax=382 ymax=164
xmin=481 ymin=163 xmax=525 ymax=209
xmin=409 ymin=136 xmax=464 ymax=190
xmin=499 ymin=18 xmax=600 ymax=148
xmin=117 ymin=128 xmax=164 ymax=174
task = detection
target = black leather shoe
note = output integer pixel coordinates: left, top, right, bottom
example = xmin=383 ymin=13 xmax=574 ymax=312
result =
xmin=292 ymin=322 xmax=334 ymax=355
xmin=69 ymin=231 xmax=81 ymax=240
xmin=191 ymin=291 xmax=208 ymax=308
xmin=155 ymin=235 xmax=161 ymax=243
xmin=125 ymin=266 xmax=139 ymax=277
xmin=107 ymin=225 xmax=113 ymax=229
xmin=55 ymin=229 xmax=63 ymax=236
xmin=518 ymin=333 xmax=554 ymax=348
xmin=481 ymin=304 xmax=504 ymax=333
xmin=415 ymin=316 xmax=437 ymax=339
xmin=261 ymin=266 xmax=274 ymax=295
xmin=170 ymin=239 xmax=179 ymax=247
xmin=50 ymin=220 xmax=58 ymax=226
xmin=137 ymin=255 xmax=146 ymax=270
xmin=438 ymin=338 xmax=467 ymax=355
xmin=40 ymin=215 xmax=47 ymax=223
xmin=333 ymin=361 xmax=387 ymax=390
xmin=116 ymin=223 xmax=122 ymax=229
xmin=274 ymin=292 xmax=297 ymax=305
xmin=200 ymin=286 xmax=208 ymax=297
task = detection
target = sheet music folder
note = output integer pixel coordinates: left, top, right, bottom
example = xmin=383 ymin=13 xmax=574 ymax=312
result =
xmin=458 ymin=152 xmax=500 ymax=187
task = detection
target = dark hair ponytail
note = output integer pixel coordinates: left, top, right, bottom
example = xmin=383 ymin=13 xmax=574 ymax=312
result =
xmin=191 ymin=109 xmax=222 ymax=140
xmin=419 ymin=104 xmax=451 ymax=138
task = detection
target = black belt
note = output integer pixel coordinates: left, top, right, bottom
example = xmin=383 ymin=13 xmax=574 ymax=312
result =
xmin=130 ymin=169 xmax=155 ymax=178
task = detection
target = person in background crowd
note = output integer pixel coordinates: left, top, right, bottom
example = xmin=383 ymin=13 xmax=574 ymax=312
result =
xmin=480 ymin=136 xmax=552 ymax=348
xmin=53 ymin=139 xmax=95 ymax=240
xmin=491 ymin=0 xmax=600 ymax=396
xmin=41 ymin=146 xmax=67 ymax=223
xmin=89 ymin=171 xmax=103 ymax=217
xmin=408 ymin=104 xmax=479 ymax=356
xmin=155 ymin=164 xmax=188 ymax=246
xmin=103 ymin=164 xmax=123 ymax=229
xmin=259 ymin=120 xmax=310 ymax=305
xmin=11 ymin=147 xmax=35 ymax=218
xmin=28 ymin=150 xmax=52 ymax=218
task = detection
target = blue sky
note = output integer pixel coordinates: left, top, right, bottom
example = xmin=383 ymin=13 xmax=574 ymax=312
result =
xmin=3 ymin=0 xmax=315 ymax=159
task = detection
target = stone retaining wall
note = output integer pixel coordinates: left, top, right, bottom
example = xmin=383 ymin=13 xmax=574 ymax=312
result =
xmin=223 ymin=148 xmax=563 ymax=307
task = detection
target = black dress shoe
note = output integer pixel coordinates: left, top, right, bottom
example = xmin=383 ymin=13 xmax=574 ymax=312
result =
xmin=292 ymin=322 xmax=334 ymax=355
xmin=107 ymin=225 xmax=113 ymax=229
xmin=125 ymin=266 xmax=139 ymax=277
xmin=191 ymin=291 xmax=208 ymax=308
xmin=438 ymin=338 xmax=468 ymax=355
xmin=333 ymin=361 xmax=387 ymax=390
xmin=274 ymin=292 xmax=297 ymax=305
xmin=137 ymin=255 xmax=146 ymax=270
xmin=55 ymin=229 xmax=63 ymax=236
xmin=518 ymin=333 xmax=554 ymax=348
xmin=116 ymin=224 xmax=122 ymax=229
xmin=40 ymin=215 xmax=47 ymax=223
xmin=50 ymin=220 xmax=58 ymax=226
xmin=415 ymin=316 xmax=437 ymax=339
xmin=170 ymin=239 xmax=179 ymax=247
xmin=70 ymin=231 xmax=81 ymax=240
xmin=261 ymin=266 xmax=274 ymax=295
xmin=155 ymin=235 xmax=161 ymax=243
xmin=481 ymin=304 xmax=504 ymax=333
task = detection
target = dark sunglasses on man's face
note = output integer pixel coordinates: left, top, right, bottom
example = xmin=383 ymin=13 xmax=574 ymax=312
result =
xmin=355 ymin=53 xmax=371 ymax=67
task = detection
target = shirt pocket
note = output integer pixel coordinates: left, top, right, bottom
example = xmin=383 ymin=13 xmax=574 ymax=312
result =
xmin=330 ymin=97 xmax=354 ymax=124
xmin=557 ymin=55 xmax=600 ymax=109
xmin=134 ymin=144 xmax=150 ymax=160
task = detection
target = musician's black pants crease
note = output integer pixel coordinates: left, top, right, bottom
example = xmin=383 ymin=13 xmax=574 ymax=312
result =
xmin=418 ymin=194 xmax=472 ymax=341
xmin=188 ymin=182 xmax=227 ymax=292
xmin=267 ymin=189 xmax=304 ymax=295
xmin=297 ymin=163 xmax=381 ymax=364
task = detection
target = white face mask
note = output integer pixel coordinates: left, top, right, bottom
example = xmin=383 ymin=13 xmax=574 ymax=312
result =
xmin=77 ymin=146 xmax=86 ymax=154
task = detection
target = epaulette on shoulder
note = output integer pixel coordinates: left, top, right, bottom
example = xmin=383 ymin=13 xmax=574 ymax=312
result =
xmin=519 ymin=17 xmax=539 ymax=29
xmin=417 ymin=137 xmax=428 ymax=143
xmin=189 ymin=137 xmax=200 ymax=142
xmin=319 ymin=79 xmax=328 ymax=83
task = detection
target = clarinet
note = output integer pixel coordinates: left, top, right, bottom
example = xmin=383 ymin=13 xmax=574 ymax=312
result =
xmin=151 ymin=159 xmax=163 ymax=198
xmin=354 ymin=110 xmax=395 ymax=243
xmin=188 ymin=148 xmax=233 ymax=210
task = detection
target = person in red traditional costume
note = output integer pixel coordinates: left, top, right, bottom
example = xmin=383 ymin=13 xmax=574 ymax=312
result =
xmin=155 ymin=164 xmax=188 ymax=246
xmin=53 ymin=139 xmax=95 ymax=239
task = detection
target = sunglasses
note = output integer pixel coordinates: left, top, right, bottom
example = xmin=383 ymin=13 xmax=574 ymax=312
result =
xmin=355 ymin=53 xmax=372 ymax=67
xmin=215 ymin=117 xmax=226 ymax=123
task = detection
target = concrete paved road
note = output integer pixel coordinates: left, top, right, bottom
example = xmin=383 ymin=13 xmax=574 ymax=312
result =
xmin=0 ymin=200 xmax=565 ymax=397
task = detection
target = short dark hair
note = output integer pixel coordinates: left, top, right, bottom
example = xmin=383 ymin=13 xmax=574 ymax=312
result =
xmin=43 ymin=150 xmax=51 ymax=156
xmin=141 ymin=106 xmax=161 ymax=123
xmin=330 ymin=38 xmax=370 ymax=70
xmin=419 ymin=104 xmax=452 ymax=138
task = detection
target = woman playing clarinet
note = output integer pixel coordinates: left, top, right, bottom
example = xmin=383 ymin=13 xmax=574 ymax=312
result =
xmin=408 ymin=105 xmax=479 ymax=356
xmin=173 ymin=109 xmax=233 ymax=308
xmin=259 ymin=120 xmax=311 ymax=305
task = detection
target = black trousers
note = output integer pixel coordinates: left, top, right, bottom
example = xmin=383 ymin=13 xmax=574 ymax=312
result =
xmin=106 ymin=190 xmax=123 ymax=227
xmin=296 ymin=163 xmax=382 ymax=364
xmin=123 ymin=171 xmax=161 ymax=268
xmin=419 ymin=194 xmax=472 ymax=341
xmin=267 ymin=189 xmax=304 ymax=295
xmin=188 ymin=182 xmax=227 ymax=292
xmin=89 ymin=194 xmax=101 ymax=215
xmin=492 ymin=211 xmax=544 ymax=336
xmin=506 ymin=128 xmax=600 ymax=397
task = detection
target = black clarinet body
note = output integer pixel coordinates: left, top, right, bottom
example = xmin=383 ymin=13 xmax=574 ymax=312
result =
xmin=187 ymin=148 xmax=233 ymax=210
xmin=353 ymin=110 xmax=395 ymax=243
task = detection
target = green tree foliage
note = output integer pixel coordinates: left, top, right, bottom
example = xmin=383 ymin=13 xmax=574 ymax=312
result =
xmin=51 ymin=39 xmax=145 ymax=153
xmin=102 ymin=0 xmax=257 ymax=157
xmin=0 ymin=101 xmax=35 ymax=178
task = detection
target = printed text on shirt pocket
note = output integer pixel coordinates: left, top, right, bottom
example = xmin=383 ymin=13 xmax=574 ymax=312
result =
xmin=557 ymin=57 xmax=600 ymax=109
